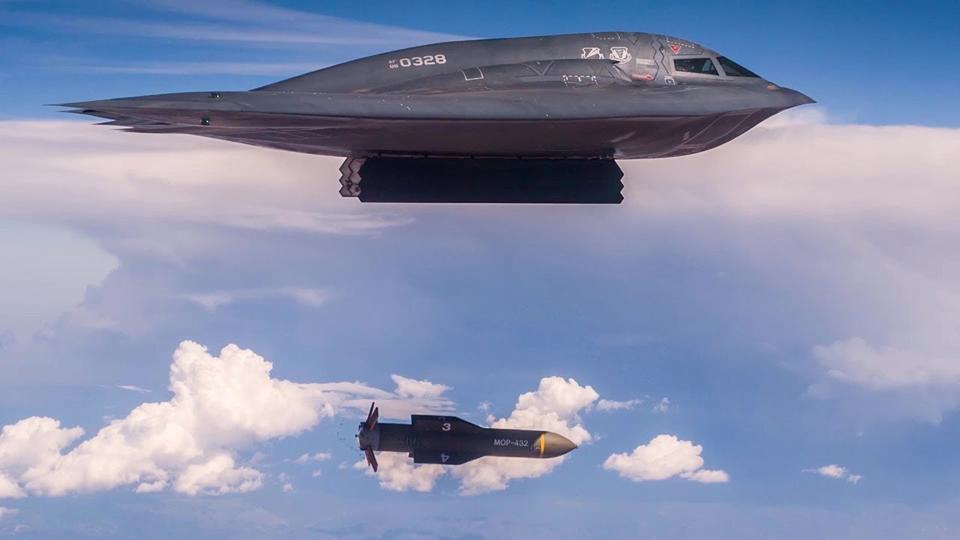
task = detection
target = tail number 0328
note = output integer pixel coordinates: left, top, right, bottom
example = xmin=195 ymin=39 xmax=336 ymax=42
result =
xmin=388 ymin=54 xmax=447 ymax=69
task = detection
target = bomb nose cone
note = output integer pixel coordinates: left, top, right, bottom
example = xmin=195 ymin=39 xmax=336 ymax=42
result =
xmin=540 ymin=432 xmax=578 ymax=458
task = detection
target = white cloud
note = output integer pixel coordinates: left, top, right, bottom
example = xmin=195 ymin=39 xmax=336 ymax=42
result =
xmin=355 ymin=453 xmax=445 ymax=493
xmin=652 ymin=398 xmax=671 ymax=414
xmin=603 ymin=434 xmax=729 ymax=484
xmin=0 ymin=120 xmax=418 ymax=381
xmin=184 ymin=287 xmax=332 ymax=311
xmin=621 ymin=115 xmax=960 ymax=420
xmin=0 ymin=417 xmax=85 ymax=498
xmin=814 ymin=338 xmax=960 ymax=390
xmin=0 ymin=341 xmax=452 ymax=498
xmin=174 ymin=454 xmax=263 ymax=496
xmin=0 ymin=507 xmax=18 ymax=520
xmin=813 ymin=464 xmax=846 ymax=478
xmin=277 ymin=472 xmax=294 ymax=493
xmin=391 ymin=375 xmax=450 ymax=400
xmin=0 ymin=122 xmax=410 ymax=255
xmin=366 ymin=376 xmax=598 ymax=495
xmin=117 ymin=385 xmax=152 ymax=394
xmin=12 ymin=0 xmax=465 ymax=48
xmin=0 ymin=474 xmax=24 ymax=499
xmin=626 ymin=115 xmax=960 ymax=222
xmin=596 ymin=398 xmax=641 ymax=411
xmin=293 ymin=452 xmax=331 ymax=464
xmin=338 ymin=376 xmax=454 ymax=421
xmin=806 ymin=464 xmax=862 ymax=484
xmin=683 ymin=468 xmax=731 ymax=483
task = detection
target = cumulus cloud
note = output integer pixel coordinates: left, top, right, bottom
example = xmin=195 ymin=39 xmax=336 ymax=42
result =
xmin=0 ymin=417 xmax=85 ymax=498
xmin=355 ymin=453 xmax=446 ymax=493
xmin=806 ymin=464 xmax=862 ymax=484
xmin=391 ymin=375 xmax=450 ymax=400
xmin=0 ymin=475 xmax=24 ymax=500
xmin=603 ymin=434 xmax=729 ymax=484
xmin=0 ymin=341 xmax=451 ymax=498
xmin=174 ymin=454 xmax=263 ymax=495
xmin=363 ymin=376 xmax=598 ymax=495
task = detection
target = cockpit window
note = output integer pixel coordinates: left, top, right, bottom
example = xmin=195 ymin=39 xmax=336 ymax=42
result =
xmin=717 ymin=57 xmax=760 ymax=78
xmin=673 ymin=58 xmax=719 ymax=76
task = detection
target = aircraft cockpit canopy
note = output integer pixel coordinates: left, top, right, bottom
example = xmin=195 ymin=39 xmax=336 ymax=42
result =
xmin=717 ymin=57 xmax=760 ymax=78
xmin=674 ymin=57 xmax=720 ymax=76
xmin=672 ymin=55 xmax=761 ymax=79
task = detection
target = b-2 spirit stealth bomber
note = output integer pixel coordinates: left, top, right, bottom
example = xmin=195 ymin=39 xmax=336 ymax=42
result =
xmin=63 ymin=32 xmax=813 ymax=203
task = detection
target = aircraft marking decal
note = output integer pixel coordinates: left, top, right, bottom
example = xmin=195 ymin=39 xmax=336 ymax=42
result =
xmin=609 ymin=47 xmax=632 ymax=63
xmin=581 ymin=47 xmax=604 ymax=60
xmin=388 ymin=54 xmax=447 ymax=69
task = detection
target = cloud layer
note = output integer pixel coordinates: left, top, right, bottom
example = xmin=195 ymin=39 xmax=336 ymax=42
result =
xmin=8 ymin=113 xmax=958 ymax=419
xmin=622 ymin=114 xmax=960 ymax=421
xmin=0 ymin=122 xmax=408 ymax=250
xmin=6 ymin=115 xmax=960 ymax=425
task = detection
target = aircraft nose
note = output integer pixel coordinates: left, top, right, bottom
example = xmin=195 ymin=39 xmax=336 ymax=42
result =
xmin=775 ymin=86 xmax=816 ymax=107
xmin=540 ymin=432 xmax=578 ymax=458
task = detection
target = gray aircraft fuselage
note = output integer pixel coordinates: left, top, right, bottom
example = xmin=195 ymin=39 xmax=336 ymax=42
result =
xmin=65 ymin=32 xmax=813 ymax=159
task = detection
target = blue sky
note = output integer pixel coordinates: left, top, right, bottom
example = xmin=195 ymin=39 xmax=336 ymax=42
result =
xmin=1 ymin=1 xmax=960 ymax=539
